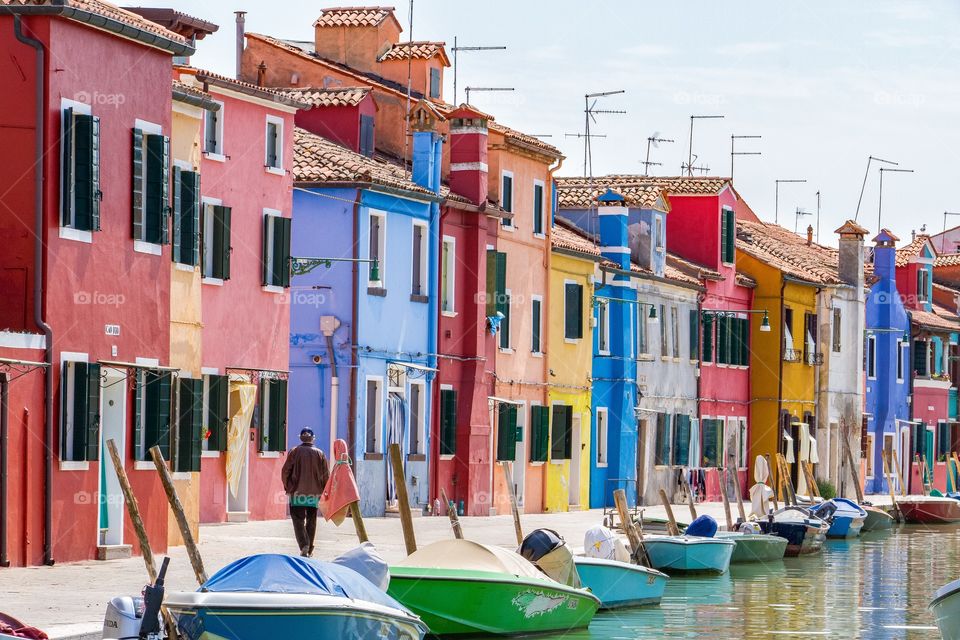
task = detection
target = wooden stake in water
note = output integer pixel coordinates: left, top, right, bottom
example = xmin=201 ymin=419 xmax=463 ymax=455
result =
xmin=388 ymin=443 xmax=417 ymax=554
xmin=441 ymin=488 xmax=464 ymax=539
xmin=729 ymin=463 xmax=747 ymax=523
xmin=718 ymin=468 xmax=734 ymax=531
xmin=613 ymin=489 xmax=650 ymax=566
xmin=349 ymin=503 xmax=369 ymax=543
xmin=149 ymin=445 xmax=207 ymax=586
xmin=501 ymin=461 xmax=524 ymax=545
xmin=658 ymin=489 xmax=680 ymax=536
xmin=842 ymin=434 xmax=865 ymax=504
xmin=881 ymin=448 xmax=902 ymax=523
xmin=892 ymin=448 xmax=907 ymax=497
xmin=679 ymin=471 xmax=697 ymax=520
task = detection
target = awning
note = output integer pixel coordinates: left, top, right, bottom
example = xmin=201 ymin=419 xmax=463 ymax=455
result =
xmin=488 ymin=396 xmax=523 ymax=405
xmin=389 ymin=361 xmax=438 ymax=373
xmin=0 ymin=357 xmax=49 ymax=382
xmin=98 ymin=359 xmax=179 ymax=371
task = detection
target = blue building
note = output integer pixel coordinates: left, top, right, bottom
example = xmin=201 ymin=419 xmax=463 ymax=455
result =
xmin=288 ymin=118 xmax=442 ymax=516
xmin=864 ymin=230 xmax=911 ymax=494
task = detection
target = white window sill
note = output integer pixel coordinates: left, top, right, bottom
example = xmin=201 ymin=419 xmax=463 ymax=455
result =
xmin=598 ymin=350 xmax=611 ymax=357
xmin=550 ymin=459 xmax=565 ymax=466
xmin=660 ymin=356 xmax=671 ymax=362
xmin=533 ymin=232 xmax=546 ymax=239
xmin=596 ymin=462 xmax=608 ymax=468
xmin=201 ymin=450 xmax=221 ymax=459
xmin=500 ymin=224 xmax=516 ymax=233
xmin=59 ymin=461 xmax=89 ymax=471
xmin=530 ymin=461 xmax=545 ymax=467
xmin=262 ymin=284 xmax=284 ymax=294
xmin=499 ymin=347 xmax=514 ymax=354
xmin=204 ymin=151 xmax=226 ymax=163
xmin=638 ymin=354 xmax=655 ymax=361
xmin=259 ymin=451 xmax=281 ymax=459
xmin=439 ymin=454 xmax=456 ymax=461
xmin=59 ymin=227 xmax=92 ymax=243
xmin=265 ymin=166 xmax=285 ymax=176
xmin=564 ymin=338 xmax=581 ymax=345
xmin=532 ymin=351 xmax=544 ymax=358
xmin=133 ymin=240 xmax=162 ymax=256
xmin=441 ymin=310 xmax=458 ymax=318
xmin=171 ymin=471 xmax=192 ymax=481
xmin=689 ymin=359 xmax=699 ymax=365
xmin=672 ymin=357 xmax=681 ymax=363
xmin=134 ymin=461 xmax=155 ymax=471
xmin=202 ymin=277 xmax=224 ymax=287
xmin=369 ymin=280 xmax=384 ymax=289
xmin=175 ymin=263 xmax=196 ymax=272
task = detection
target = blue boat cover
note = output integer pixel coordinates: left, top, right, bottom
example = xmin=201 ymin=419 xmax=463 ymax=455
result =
xmin=685 ymin=514 xmax=718 ymax=538
xmin=201 ymin=554 xmax=408 ymax=612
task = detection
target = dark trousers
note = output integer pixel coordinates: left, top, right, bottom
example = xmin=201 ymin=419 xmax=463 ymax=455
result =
xmin=290 ymin=505 xmax=318 ymax=553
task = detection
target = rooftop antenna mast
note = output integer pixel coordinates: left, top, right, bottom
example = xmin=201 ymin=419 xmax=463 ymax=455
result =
xmin=877 ymin=167 xmax=914 ymax=230
xmin=451 ymin=37 xmax=506 ymax=105
xmin=643 ymin=133 xmax=674 ymax=176
xmin=854 ymin=155 xmax=898 ymax=222
xmin=775 ymin=178 xmax=806 ymax=225
xmin=941 ymin=211 xmax=960 ymax=253
xmin=795 ymin=207 xmax=813 ymax=234
xmin=464 ymin=86 xmax=514 ymax=106
xmin=685 ymin=114 xmax=724 ymax=176
xmin=816 ymin=190 xmax=821 ymax=244
xmin=565 ymin=90 xmax=626 ymax=177
xmin=730 ymin=134 xmax=761 ymax=180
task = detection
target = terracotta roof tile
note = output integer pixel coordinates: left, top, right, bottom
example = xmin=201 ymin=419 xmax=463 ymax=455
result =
xmin=294 ymin=127 xmax=433 ymax=197
xmin=588 ymin=175 xmax=732 ymax=196
xmin=555 ymin=181 xmax=669 ymax=210
xmin=277 ymin=86 xmax=372 ymax=108
xmin=486 ymin=120 xmax=563 ymax=160
xmin=171 ymin=79 xmax=218 ymax=108
xmin=313 ymin=7 xmax=396 ymax=28
xmin=667 ymin=253 xmax=721 ymax=281
xmin=184 ymin=67 xmax=309 ymax=108
xmin=735 ymin=272 xmax=757 ymax=288
xmin=551 ymin=223 xmax=601 ymax=257
xmin=378 ymin=41 xmax=449 ymax=64
xmin=896 ymin=234 xmax=934 ymax=267
xmin=935 ymin=254 xmax=960 ymax=267
xmin=912 ymin=305 xmax=960 ymax=332
xmin=736 ymin=219 xmax=843 ymax=285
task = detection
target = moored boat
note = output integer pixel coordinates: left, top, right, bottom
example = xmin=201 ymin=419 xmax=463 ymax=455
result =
xmin=715 ymin=531 xmax=788 ymax=563
xmin=930 ymin=577 xmax=960 ymax=640
xmin=641 ymin=535 xmax=735 ymax=574
xmin=861 ymin=504 xmax=895 ymax=531
xmin=166 ymin=554 xmax=426 ymax=640
xmin=808 ymin=497 xmax=867 ymax=538
xmin=757 ymin=507 xmax=829 ymax=556
xmin=573 ymin=556 xmax=668 ymax=608
xmin=387 ymin=539 xmax=599 ymax=636
xmin=898 ymin=496 xmax=960 ymax=524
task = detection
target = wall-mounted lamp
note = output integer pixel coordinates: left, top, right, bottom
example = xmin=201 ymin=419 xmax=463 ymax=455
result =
xmin=291 ymin=256 xmax=380 ymax=282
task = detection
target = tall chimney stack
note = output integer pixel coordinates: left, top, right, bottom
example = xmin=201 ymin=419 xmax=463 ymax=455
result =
xmin=235 ymin=11 xmax=246 ymax=80
xmin=835 ymin=220 xmax=868 ymax=288
xmin=806 ymin=225 xmax=814 ymax=246
xmin=448 ymin=106 xmax=489 ymax=206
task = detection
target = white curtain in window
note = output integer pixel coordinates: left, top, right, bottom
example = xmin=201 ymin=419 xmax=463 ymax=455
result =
xmin=386 ymin=392 xmax=406 ymax=506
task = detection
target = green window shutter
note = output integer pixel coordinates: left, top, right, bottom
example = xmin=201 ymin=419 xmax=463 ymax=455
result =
xmin=723 ymin=209 xmax=736 ymax=263
xmin=673 ymin=415 xmax=690 ymax=466
xmin=180 ymin=171 xmax=200 ymax=266
xmin=73 ymin=114 xmax=100 ymax=232
xmin=499 ymin=293 xmax=511 ymax=349
xmin=176 ymin=378 xmax=203 ymax=472
xmin=143 ymin=370 xmax=172 ymax=461
xmin=530 ymin=406 xmax=549 ymax=463
xmin=703 ymin=419 xmax=721 ymax=467
xmin=716 ymin=316 xmax=727 ymax=364
xmin=133 ymin=372 xmax=143 ymax=460
xmin=266 ymin=122 xmax=279 ymax=168
xmin=531 ymin=299 xmax=541 ymax=353
xmin=131 ymin=128 xmax=144 ymax=239
xmin=564 ymin=408 xmax=573 ymax=459
xmin=61 ymin=108 xmax=75 ymax=227
xmin=261 ymin=215 xmax=271 ymax=286
xmin=740 ymin=318 xmax=750 ymax=365
xmin=730 ymin=315 xmax=742 ymax=366
xmin=689 ymin=310 xmax=699 ymax=360
xmin=274 ymin=217 xmax=291 ymax=287
xmin=496 ymin=403 xmax=517 ymax=461
xmin=485 ymin=249 xmax=496 ymax=316
xmin=575 ymin=285 xmax=584 ymax=339
xmin=655 ymin=414 xmax=671 ymax=466
xmin=206 ymin=374 xmax=229 ymax=452
xmin=145 ymin=134 xmax=169 ymax=244
xmin=551 ymin=405 xmax=571 ymax=460
xmin=72 ymin=362 xmax=101 ymax=462
xmin=171 ymin=166 xmax=182 ymax=263
xmin=495 ymin=252 xmax=507 ymax=313
xmin=440 ymin=389 xmax=457 ymax=455
xmin=205 ymin=109 xmax=218 ymax=152
xmin=533 ymin=184 xmax=544 ymax=235
xmin=720 ymin=208 xmax=729 ymax=263
xmin=702 ymin=314 xmax=713 ymax=362
xmin=564 ymin=284 xmax=576 ymax=339
xmin=84 ymin=363 xmax=101 ymax=462
xmin=215 ymin=205 xmax=232 ymax=280
xmin=267 ymin=379 xmax=287 ymax=452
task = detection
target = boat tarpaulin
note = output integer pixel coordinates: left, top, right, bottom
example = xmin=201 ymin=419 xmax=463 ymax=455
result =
xmin=333 ymin=542 xmax=389 ymax=591
xmin=226 ymin=382 xmax=257 ymax=497
xmin=320 ymin=439 xmax=360 ymax=526
xmin=396 ymin=539 xmax=545 ymax=581
xmin=583 ymin=526 xmax=630 ymax=563
xmin=201 ymin=554 xmax=409 ymax=612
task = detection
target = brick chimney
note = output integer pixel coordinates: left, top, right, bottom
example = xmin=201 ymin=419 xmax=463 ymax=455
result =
xmin=806 ymin=225 xmax=814 ymax=246
xmin=447 ymin=106 xmax=488 ymax=206
xmin=313 ymin=7 xmax=402 ymax=74
xmin=835 ymin=220 xmax=868 ymax=287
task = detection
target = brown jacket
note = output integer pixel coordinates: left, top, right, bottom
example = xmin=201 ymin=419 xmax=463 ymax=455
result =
xmin=281 ymin=443 xmax=329 ymax=499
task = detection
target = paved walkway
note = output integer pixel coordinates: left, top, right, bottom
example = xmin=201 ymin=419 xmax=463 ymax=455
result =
xmin=0 ymin=496 xmax=895 ymax=639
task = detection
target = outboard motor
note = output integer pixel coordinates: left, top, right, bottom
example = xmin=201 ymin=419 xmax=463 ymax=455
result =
xmin=519 ymin=528 xmax=581 ymax=588
xmin=103 ymin=557 xmax=169 ymax=640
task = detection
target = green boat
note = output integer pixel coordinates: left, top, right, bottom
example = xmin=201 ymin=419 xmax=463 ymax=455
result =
xmin=387 ymin=539 xmax=600 ymax=637
xmin=715 ymin=532 xmax=788 ymax=563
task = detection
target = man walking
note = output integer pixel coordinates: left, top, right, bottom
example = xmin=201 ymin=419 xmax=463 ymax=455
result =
xmin=281 ymin=428 xmax=329 ymax=557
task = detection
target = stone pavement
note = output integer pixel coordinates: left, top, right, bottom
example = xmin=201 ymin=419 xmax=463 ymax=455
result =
xmin=0 ymin=497 xmax=893 ymax=639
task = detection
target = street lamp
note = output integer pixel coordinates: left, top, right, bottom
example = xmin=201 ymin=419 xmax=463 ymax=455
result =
xmin=290 ymin=256 xmax=380 ymax=282
xmin=591 ymin=295 xmax=659 ymax=323
xmin=702 ymin=308 xmax=771 ymax=332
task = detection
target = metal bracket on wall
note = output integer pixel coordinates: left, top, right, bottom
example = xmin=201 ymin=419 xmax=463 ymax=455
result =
xmin=0 ymin=357 xmax=49 ymax=383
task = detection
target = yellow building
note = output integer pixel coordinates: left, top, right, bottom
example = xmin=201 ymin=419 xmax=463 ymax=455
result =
xmin=544 ymin=223 xmax=599 ymax=511
xmin=736 ymin=220 xmax=843 ymax=496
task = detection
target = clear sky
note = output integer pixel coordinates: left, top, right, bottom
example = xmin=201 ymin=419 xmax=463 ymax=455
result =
xmin=159 ymin=0 xmax=960 ymax=246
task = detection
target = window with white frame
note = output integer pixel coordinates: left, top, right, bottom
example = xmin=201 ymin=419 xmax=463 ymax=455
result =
xmin=531 ymin=296 xmax=543 ymax=354
xmin=738 ymin=418 xmax=748 ymax=468
xmin=659 ymin=304 xmax=668 ymax=356
xmin=637 ymin=305 xmax=649 ymax=356
xmin=532 ymin=181 xmax=545 ymax=235
xmin=60 ymin=99 xmax=100 ymax=234
xmin=671 ymin=306 xmax=680 ymax=358
xmin=441 ymin=236 xmax=456 ymax=313
xmin=369 ymin=212 xmax=386 ymax=286
xmin=597 ymin=299 xmax=610 ymax=354
xmin=365 ymin=377 xmax=383 ymax=454
xmin=655 ymin=215 xmax=664 ymax=252
xmin=265 ymin=115 xmax=284 ymax=171
xmin=832 ymin=308 xmax=842 ymax=352
xmin=500 ymin=171 xmax=514 ymax=227
xmin=201 ymin=200 xmax=232 ymax=281
xmin=204 ymin=101 xmax=224 ymax=155
xmin=262 ymin=210 xmax=291 ymax=288
xmin=896 ymin=339 xmax=904 ymax=382
xmin=411 ymin=222 xmax=428 ymax=298
xmin=596 ymin=407 xmax=608 ymax=466
xmin=409 ymin=382 xmax=426 ymax=455
xmin=867 ymin=335 xmax=877 ymax=379
xmin=500 ymin=289 xmax=512 ymax=350
xmin=918 ymin=268 xmax=930 ymax=302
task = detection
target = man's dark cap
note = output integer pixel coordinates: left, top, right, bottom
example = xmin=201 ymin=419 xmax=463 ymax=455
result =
xmin=300 ymin=427 xmax=314 ymax=438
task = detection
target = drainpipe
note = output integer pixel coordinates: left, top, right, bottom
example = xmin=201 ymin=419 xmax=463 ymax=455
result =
xmin=1 ymin=373 xmax=9 ymax=567
xmin=425 ymin=134 xmax=442 ymax=506
xmin=324 ymin=332 xmax=339 ymax=469
xmin=776 ymin=276 xmax=786 ymax=494
xmin=13 ymin=15 xmax=54 ymax=566
xmin=347 ymin=194 xmax=361 ymax=454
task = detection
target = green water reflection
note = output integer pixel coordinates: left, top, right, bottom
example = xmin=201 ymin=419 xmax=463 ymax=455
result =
xmin=553 ymin=526 xmax=955 ymax=639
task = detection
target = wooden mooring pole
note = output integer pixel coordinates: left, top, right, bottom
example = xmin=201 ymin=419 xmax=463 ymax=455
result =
xmin=441 ymin=488 xmax=464 ymax=540
xmin=658 ymin=489 xmax=680 ymax=536
xmin=388 ymin=443 xmax=417 ymax=554
xmin=502 ymin=461 xmax=524 ymax=545
xmin=149 ymin=446 xmax=207 ymax=585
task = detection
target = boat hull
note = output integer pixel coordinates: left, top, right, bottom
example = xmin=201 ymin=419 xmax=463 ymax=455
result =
xmin=642 ymin=537 xmax=735 ymax=574
xmin=758 ymin=521 xmax=827 ymax=557
xmin=826 ymin=515 xmax=865 ymax=538
xmin=861 ymin=506 xmax=894 ymax=531
xmin=931 ymin=579 xmax=960 ymax=640
xmin=573 ymin=557 xmax=668 ymax=609
xmin=899 ymin=498 xmax=960 ymax=524
xmin=715 ymin=533 xmax=788 ymax=563
xmin=387 ymin=567 xmax=599 ymax=636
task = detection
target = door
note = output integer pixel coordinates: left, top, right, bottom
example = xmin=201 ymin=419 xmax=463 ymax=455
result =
xmin=883 ymin=433 xmax=896 ymax=493
xmin=98 ymin=368 xmax=125 ymax=546
xmin=569 ymin=413 xmax=581 ymax=507
xmin=900 ymin=426 xmax=911 ymax=494
xmin=227 ymin=380 xmax=250 ymax=515
xmin=637 ymin=417 xmax=648 ymax=504
xmin=513 ymin=406 xmax=526 ymax=508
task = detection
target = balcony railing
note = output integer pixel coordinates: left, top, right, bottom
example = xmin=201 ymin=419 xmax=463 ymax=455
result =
xmin=783 ymin=348 xmax=802 ymax=363
xmin=804 ymin=351 xmax=824 ymax=366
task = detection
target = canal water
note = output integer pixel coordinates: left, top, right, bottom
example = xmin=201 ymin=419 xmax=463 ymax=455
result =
xmin=555 ymin=525 xmax=956 ymax=639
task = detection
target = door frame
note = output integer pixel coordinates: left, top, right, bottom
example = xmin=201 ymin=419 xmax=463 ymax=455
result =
xmin=98 ymin=366 xmax=126 ymax=546
xmin=568 ymin=412 xmax=581 ymax=507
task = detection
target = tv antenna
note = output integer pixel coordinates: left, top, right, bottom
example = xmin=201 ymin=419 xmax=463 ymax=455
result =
xmin=565 ymin=90 xmax=626 ymax=176
xmin=877 ymin=167 xmax=914 ymax=230
xmin=730 ymin=134 xmax=761 ymax=180
xmin=795 ymin=207 xmax=813 ymax=234
xmin=940 ymin=211 xmax=960 ymax=253
xmin=854 ymin=155 xmax=898 ymax=222
xmin=685 ymin=114 xmax=724 ymax=176
xmin=816 ymin=190 xmax=821 ymax=244
xmin=643 ymin=133 xmax=674 ymax=175
xmin=464 ymin=86 xmax=513 ymax=106
xmin=775 ymin=178 xmax=807 ymax=225
xmin=451 ymin=37 xmax=506 ymax=105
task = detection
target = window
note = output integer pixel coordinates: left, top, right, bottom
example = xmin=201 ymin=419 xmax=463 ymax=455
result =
xmin=867 ymin=335 xmax=877 ymax=379
xmin=500 ymin=172 xmax=514 ymax=227
xmin=597 ymin=300 xmax=610 ymax=354
xmin=914 ymin=339 xmax=929 ymax=377
xmin=359 ymin=115 xmax=375 ymax=158
xmin=409 ymin=383 xmax=425 ymax=455
xmin=937 ymin=421 xmax=951 ymax=460
xmin=689 ymin=310 xmax=699 ymax=360
xmin=783 ymin=307 xmax=795 ymax=358
xmin=804 ymin=312 xmax=818 ymax=365
xmin=702 ymin=418 xmax=723 ymax=467
xmin=659 ymin=304 xmax=668 ymax=356
xmin=671 ymin=307 xmax=680 ymax=358
xmin=530 ymin=405 xmax=550 ymax=462
xmin=655 ymin=215 xmax=664 ymax=252
xmin=61 ymin=106 xmax=101 ymax=232
xmin=499 ymin=290 xmax=512 ymax=350
xmin=172 ymin=168 xmax=201 ymax=266
xmin=204 ymin=103 xmax=223 ymax=155
xmin=365 ymin=378 xmax=383 ymax=454
xmin=702 ymin=313 xmax=714 ymax=363
xmin=497 ymin=403 xmax=519 ymax=461
xmin=60 ymin=361 xmax=101 ymax=462
xmin=532 ymin=297 xmax=543 ymax=354
xmin=262 ymin=212 xmax=292 ymax=287
xmin=368 ymin=212 xmax=385 ymax=286
xmin=564 ymin=282 xmax=583 ymax=340
xmin=439 ymin=387 xmax=457 ymax=456
xmin=550 ymin=404 xmax=573 ymax=460
xmin=832 ymin=308 xmax=842 ymax=353
xmin=896 ymin=340 xmax=905 ymax=382
xmin=717 ymin=315 xmax=729 ymax=364
xmin=738 ymin=418 xmax=748 ymax=468
xmin=201 ymin=203 xmax=232 ymax=280
xmin=918 ymin=268 xmax=930 ymax=302
xmin=654 ymin=413 xmax=671 ymax=465
xmin=203 ymin=374 xmax=229 ymax=452
xmin=865 ymin=433 xmax=875 ymax=478
xmin=429 ymin=67 xmax=441 ymax=99
xmin=411 ymin=222 xmax=428 ymax=297
xmin=532 ymin=182 xmax=545 ymax=235
xmin=596 ymin=408 xmax=608 ymax=466
xmin=174 ymin=378 xmax=203 ymax=472
xmin=132 ymin=127 xmax=170 ymax=245
xmin=265 ymin=116 xmax=283 ymax=170
xmin=672 ymin=414 xmax=691 ymax=466
xmin=720 ymin=207 xmax=735 ymax=263
xmin=638 ymin=305 xmax=649 ymax=356
xmin=441 ymin=236 xmax=456 ymax=313
xmin=134 ymin=369 xmax=173 ymax=461
xmin=257 ymin=378 xmax=287 ymax=452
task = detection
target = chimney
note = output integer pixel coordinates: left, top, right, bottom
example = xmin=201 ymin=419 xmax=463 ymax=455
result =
xmin=408 ymin=101 xmax=443 ymax=195
xmin=872 ymin=228 xmax=899 ymax=282
xmin=447 ymin=106 xmax=488 ymax=206
xmin=806 ymin=225 xmax=814 ymax=246
xmin=256 ymin=61 xmax=266 ymax=87
xmin=597 ymin=189 xmax=632 ymax=276
xmin=835 ymin=220 xmax=868 ymax=287
xmin=235 ymin=11 xmax=246 ymax=80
